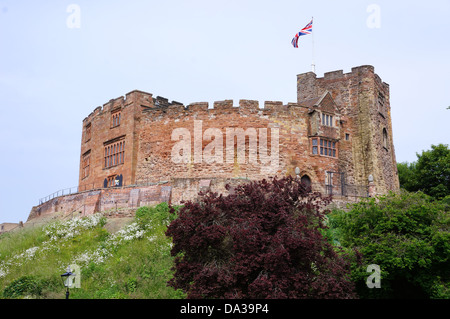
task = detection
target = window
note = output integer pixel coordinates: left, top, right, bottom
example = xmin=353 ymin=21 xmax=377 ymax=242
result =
xmin=321 ymin=113 xmax=333 ymax=127
xmin=325 ymin=171 xmax=334 ymax=194
xmin=111 ymin=111 xmax=121 ymax=128
xmin=325 ymin=171 xmax=334 ymax=185
xmin=82 ymin=151 xmax=90 ymax=179
xmin=107 ymin=175 xmax=117 ymax=187
xmin=378 ymin=92 xmax=385 ymax=116
xmin=345 ymin=133 xmax=350 ymax=141
xmin=104 ymin=140 xmax=125 ymax=168
xmin=312 ymin=138 xmax=318 ymax=154
xmin=382 ymin=128 xmax=388 ymax=149
xmin=311 ymin=138 xmax=337 ymax=157
xmin=104 ymin=174 xmax=123 ymax=188
xmin=85 ymin=123 xmax=91 ymax=142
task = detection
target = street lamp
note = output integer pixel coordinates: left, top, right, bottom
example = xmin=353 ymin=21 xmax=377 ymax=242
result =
xmin=61 ymin=266 xmax=75 ymax=299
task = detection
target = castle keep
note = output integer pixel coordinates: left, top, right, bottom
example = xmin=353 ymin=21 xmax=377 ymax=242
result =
xmin=29 ymin=65 xmax=399 ymax=221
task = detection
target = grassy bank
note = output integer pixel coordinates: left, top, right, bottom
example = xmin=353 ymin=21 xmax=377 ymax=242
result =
xmin=0 ymin=203 xmax=185 ymax=299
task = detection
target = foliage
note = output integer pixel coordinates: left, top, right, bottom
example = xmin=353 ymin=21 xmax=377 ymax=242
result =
xmin=166 ymin=176 xmax=357 ymax=299
xmin=329 ymin=190 xmax=450 ymax=299
xmin=397 ymin=143 xmax=450 ymax=200
xmin=2 ymin=275 xmax=43 ymax=299
xmin=136 ymin=202 xmax=180 ymax=230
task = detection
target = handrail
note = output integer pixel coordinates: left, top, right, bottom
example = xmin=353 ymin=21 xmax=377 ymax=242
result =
xmin=38 ymin=180 xmax=170 ymax=206
xmin=38 ymin=183 xmax=98 ymax=205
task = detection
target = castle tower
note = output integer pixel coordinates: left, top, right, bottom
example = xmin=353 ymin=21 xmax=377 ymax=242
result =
xmin=297 ymin=65 xmax=400 ymax=195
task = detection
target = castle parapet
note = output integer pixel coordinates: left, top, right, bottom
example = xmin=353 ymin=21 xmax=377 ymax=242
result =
xmin=125 ymin=90 xmax=153 ymax=108
xmin=213 ymin=100 xmax=234 ymax=110
xmin=264 ymin=101 xmax=284 ymax=110
xmin=239 ymin=99 xmax=260 ymax=111
xmin=323 ymin=70 xmax=344 ymax=80
xmin=187 ymin=102 xmax=209 ymax=112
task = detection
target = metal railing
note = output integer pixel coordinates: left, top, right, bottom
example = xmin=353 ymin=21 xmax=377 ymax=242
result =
xmin=38 ymin=179 xmax=368 ymax=206
xmin=38 ymin=179 xmax=170 ymax=206
xmin=38 ymin=183 xmax=98 ymax=205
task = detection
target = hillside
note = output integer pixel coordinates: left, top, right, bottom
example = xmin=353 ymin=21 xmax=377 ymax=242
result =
xmin=0 ymin=203 xmax=185 ymax=299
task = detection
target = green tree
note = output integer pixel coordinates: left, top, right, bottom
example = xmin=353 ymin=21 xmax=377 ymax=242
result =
xmin=397 ymin=144 xmax=450 ymax=200
xmin=329 ymin=191 xmax=450 ymax=299
xmin=397 ymin=161 xmax=418 ymax=192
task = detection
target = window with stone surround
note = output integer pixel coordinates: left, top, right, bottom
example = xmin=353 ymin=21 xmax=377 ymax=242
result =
xmin=321 ymin=113 xmax=333 ymax=127
xmin=378 ymin=92 xmax=386 ymax=117
xmin=111 ymin=110 xmax=122 ymax=128
xmin=312 ymin=138 xmax=319 ymax=155
xmin=311 ymin=137 xmax=337 ymax=158
xmin=82 ymin=151 xmax=91 ymax=179
xmin=85 ymin=123 xmax=91 ymax=142
xmin=106 ymin=175 xmax=117 ymax=187
xmin=104 ymin=139 xmax=125 ymax=168
xmin=382 ymin=128 xmax=388 ymax=149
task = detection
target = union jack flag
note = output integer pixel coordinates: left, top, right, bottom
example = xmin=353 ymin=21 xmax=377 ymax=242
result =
xmin=291 ymin=19 xmax=313 ymax=48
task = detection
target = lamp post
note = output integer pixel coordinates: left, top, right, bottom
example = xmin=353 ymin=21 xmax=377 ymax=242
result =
xmin=61 ymin=266 xmax=75 ymax=299
xmin=295 ymin=167 xmax=300 ymax=178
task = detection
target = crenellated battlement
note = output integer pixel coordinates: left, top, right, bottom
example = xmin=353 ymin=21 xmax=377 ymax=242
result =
xmin=76 ymin=65 xmax=399 ymax=211
xmin=83 ymin=88 xmax=304 ymax=126
xmin=139 ymin=97 xmax=297 ymax=118
xmin=83 ymin=90 xmax=155 ymax=123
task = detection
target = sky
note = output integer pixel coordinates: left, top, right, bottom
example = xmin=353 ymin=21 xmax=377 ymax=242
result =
xmin=0 ymin=0 xmax=449 ymax=224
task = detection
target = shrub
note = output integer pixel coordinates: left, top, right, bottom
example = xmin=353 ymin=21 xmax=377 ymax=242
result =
xmin=2 ymin=275 xmax=43 ymax=299
xmin=166 ymin=176 xmax=357 ymax=299
xmin=136 ymin=202 xmax=180 ymax=230
xmin=329 ymin=190 xmax=450 ymax=299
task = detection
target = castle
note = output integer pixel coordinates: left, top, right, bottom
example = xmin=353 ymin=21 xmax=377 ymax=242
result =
xmin=28 ymin=65 xmax=399 ymax=221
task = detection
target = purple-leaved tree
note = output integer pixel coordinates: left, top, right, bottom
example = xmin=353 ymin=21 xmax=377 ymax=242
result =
xmin=166 ymin=176 xmax=357 ymax=299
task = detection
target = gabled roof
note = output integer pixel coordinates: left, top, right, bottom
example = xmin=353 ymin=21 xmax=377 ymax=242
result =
xmin=299 ymin=91 xmax=340 ymax=114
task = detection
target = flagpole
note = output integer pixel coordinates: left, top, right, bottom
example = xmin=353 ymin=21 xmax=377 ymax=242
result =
xmin=311 ymin=16 xmax=315 ymax=73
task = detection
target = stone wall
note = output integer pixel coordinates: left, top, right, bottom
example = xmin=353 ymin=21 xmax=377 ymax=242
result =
xmin=27 ymin=184 xmax=172 ymax=222
xmin=69 ymin=65 xmax=399 ymax=223
xmin=135 ymin=98 xmax=341 ymax=189
xmin=297 ymin=65 xmax=399 ymax=193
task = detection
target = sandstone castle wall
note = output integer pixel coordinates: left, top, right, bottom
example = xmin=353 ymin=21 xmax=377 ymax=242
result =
xmin=28 ymin=65 xmax=399 ymax=221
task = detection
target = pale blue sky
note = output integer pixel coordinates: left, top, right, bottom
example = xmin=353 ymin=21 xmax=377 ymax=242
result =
xmin=1 ymin=0 xmax=449 ymax=223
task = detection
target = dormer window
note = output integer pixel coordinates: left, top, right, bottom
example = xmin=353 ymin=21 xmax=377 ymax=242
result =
xmin=321 ymin=113 xmax=333 ymax=127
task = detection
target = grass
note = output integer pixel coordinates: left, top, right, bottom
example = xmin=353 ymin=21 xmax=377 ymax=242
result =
xmin=0 ymin=203 xmax=185 ymax=299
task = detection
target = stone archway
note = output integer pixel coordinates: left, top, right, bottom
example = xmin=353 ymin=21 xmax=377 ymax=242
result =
xmin=300 ymin=174 xmax=312 ymax=187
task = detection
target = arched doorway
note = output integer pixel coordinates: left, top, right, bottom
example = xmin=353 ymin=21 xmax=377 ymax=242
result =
xmin=300 ymin=175 xmax=311 ymax=188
